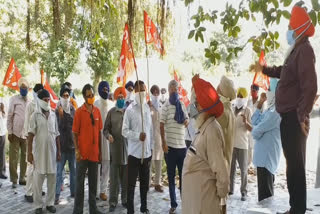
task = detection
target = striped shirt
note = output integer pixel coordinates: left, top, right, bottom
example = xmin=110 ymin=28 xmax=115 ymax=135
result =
xmin=160 ymin=100 xmax=188 ymax=149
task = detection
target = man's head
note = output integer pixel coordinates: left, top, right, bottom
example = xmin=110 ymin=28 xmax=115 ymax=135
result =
xmin=217 ymin=75 xmax=236 ymax=101
xmin=63 ymin=82 xmax=72 ymax=90
xmin=18 ymin=78 xmax=29 ymax=97
xmin=237 ymin=87 xmax=248 ymax=99
xmin=60 ymin=85 xmax=71 ymax=99
xmin=98 ymin=81 xmax=110 ymax=100
xmin=125 ymin=81 xmax=134 ymax=93
xmin=250 ymin=84 xmax=259 ymax=99
xmin=33 ymin=84 xmax=44 ymax=94
xmin=161 ymin=88 xmax=167 ymax=95
xmin=37 ymin=89 xmax=51 ymax=112
xmin=82 ymin=84 xmax=95 ymax=105
xmin=150 ymin=85 xmax=160 ymax=96
xmin=114 ymin=87 xmax=126 ymax=109
xmin=134 ymin=80 xmax=146 ymax=93
xmin=168 ymin=80 xmax=178 ymax=95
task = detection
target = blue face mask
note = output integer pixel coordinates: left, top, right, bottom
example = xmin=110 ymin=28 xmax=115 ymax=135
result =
xmin=286 ymin=30 xmax=295 ymax=46
xmin=116 ymin=99 xmax=125 ymax=109
xmin=20 ymin=88 xmax=28 ymax=97
xmin=190 ymin=103 xmax=200 ymax=119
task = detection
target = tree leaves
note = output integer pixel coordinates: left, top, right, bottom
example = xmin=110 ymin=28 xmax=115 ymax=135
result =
xmin=309 ymin=10 xmax=318 ymax=26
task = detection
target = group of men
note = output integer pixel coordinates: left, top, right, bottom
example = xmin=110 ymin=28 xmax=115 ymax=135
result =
xmin=0 ymin=4 xmax=319 ymax=214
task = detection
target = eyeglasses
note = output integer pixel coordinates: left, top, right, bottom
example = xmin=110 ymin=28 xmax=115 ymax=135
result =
xmin=86 ymin=94 xmax=94 ymax=98
xmin=90 ymin=113 xmax=95 ymax=126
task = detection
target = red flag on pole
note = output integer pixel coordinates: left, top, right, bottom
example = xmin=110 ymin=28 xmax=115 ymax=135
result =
xmin=144 ymin=11 xmax=165 ymax=56
xmin=2 ymin=58 xmax=22 ymax=91
xmin=253 ymin=50 xmax=270 ymax=91
xmin=117 ymin=23 xmax=137 ymax=86
xmin=174 ymin=71 xmax=190 ymax=107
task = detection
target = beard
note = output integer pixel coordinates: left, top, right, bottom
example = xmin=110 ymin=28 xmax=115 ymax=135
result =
xmin=195 ymin=112 xmax=208 ymax=129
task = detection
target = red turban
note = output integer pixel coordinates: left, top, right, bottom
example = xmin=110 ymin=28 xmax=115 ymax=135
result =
xmin=289 ymin=6 xmax=315 ymax=37
xmin=114 ymin=87 xmax=126 ymax=99
xmin=192 ymin=75 xmax=224 ymax=118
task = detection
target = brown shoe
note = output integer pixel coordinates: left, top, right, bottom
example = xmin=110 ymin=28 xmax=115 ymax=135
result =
xmin=100 ymin=193 xmax=108 ymax=201
xmin=154 ymin=185 xmax=164 ymax=193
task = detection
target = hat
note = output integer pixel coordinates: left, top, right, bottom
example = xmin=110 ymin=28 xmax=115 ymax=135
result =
xmin=60 ymin=85 xmax=71 ymax=97
xmin=290 ymin=6 xmax=315 ymax=37
xmin=125 ymin=81 xmax=134 ymax=89
xmin=18 ymin=77 xmax=29 ymax=88
xmin=192 ymin=75 xmax=224 ymax=118
xmin=33 ymin=84 xmax=44 ymax=93
xmin=237 ymin=87 xmax=248 ymax=98
xmin=218 ymin=75 xmax=236 ymax=100
xmin=98 ymin=81 xmax=110 ymax=98
xmin=38 ymin=89 xmax=50 ymax=99
xmin=114 ymin=87 xmax=126 ymax=99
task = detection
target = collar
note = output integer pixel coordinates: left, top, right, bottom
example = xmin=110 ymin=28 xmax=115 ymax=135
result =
xmin=80 ymin=103 xmax=96 ymax=113
xmin=294 ymin=36 xmax=309 ymax=49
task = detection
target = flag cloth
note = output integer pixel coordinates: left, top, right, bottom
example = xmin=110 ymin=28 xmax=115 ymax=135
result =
xmin=144 ymin=11 xmax=165 ymax=55
xmin=2 ymin=58 xmax=22 ymax=91
xmin=253 ymin=50 xmax=270 ymax=91
xmin=174 ymin=71 xmax=190 ymax=107
xmin=117 ymin=23 xmax=137 ymax=87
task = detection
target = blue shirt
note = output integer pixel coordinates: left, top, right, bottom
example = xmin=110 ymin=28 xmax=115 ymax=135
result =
xmin=251 ymin=106 xmax=282 ymax=175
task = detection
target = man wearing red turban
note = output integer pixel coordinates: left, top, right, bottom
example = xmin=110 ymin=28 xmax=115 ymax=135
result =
xmin=252 ymin=5 xmax=317 ymax=214
xmin=181 ymin=75 xmax=229 ymax=214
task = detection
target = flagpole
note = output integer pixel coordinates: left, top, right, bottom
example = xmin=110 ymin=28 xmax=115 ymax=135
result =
xmin=145 ymin=42 xmax=150 ymax=99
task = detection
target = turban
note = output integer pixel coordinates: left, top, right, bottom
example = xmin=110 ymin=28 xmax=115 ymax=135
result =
xmin=251 ymin=84 xmax=259 ymax=91
xmin=18 ymin=77 xmax=29 ymax=88
xmin=38 ymin=89 xmax=50 ymax=99
xmin=192 ymin=75 xmax=224 ymax=118
xmin=218 ymin=75 xmax=236 ymax=101
xmin=114 ymin=87 xmax=126 ymax=100
xmin=59 ymin=85 xmax=71 ymax=97
xmin=237 ymin=87 xmax=248 ymax=98
xmin=125 ymin=81 xmax=134 ymax=89
xmin=290 ymin=6 xmax=315 ymax=38
xmin=98 ymin=81 xmax=110 ymax=99
xmin=33 ymin=84 xmax=44 ymax=93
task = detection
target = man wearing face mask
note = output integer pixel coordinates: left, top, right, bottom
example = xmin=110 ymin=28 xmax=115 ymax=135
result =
xmin=61 ymin=82 xmax=78 ymax=109
xmin=230 ymin=87 xmax=252 ymax=201
xmin=252 ymin=6 xmax=317 ymax=214
xmin=23 ymin=83 xmax=44 ymax=202
xmin=182 ymin=75 xmax=229 ymax=214
xmin=251 ymin=78 xmax=282 ymax=202
xmin=125 ymin=81 xmax=135 ymax=108
xmin=27 ymin=89 xmax=61 ymax=214
xmin=104 ymin=87 xmax=128 ymax=212
xmin=54 ymin=85 xmax=76 ymax=205
xmin=160 ymin=80 xmax=189 ymax=214
xmin=72 ymin=84 xmax=103 ymax=214
xmin=122 ymin=80 xmax=153 ymax=214
xmin=7 ymin=77 xmax=30 ymax=188
xmin=160 ymin=88 xmax=167 ymax=108
xmin=94 ymin=81 xmax=110 ymax=201
xmin=148 ymin=85 xmax=164 ymax=193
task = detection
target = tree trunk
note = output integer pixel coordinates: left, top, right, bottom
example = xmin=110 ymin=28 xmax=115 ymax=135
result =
xmin=52 ymin=0 xmax=62 ymax=40
xmin=64 ymin=0 xmax=75 ymax=37
xmin=26 ymin=0 xmax=31 ymax=51
xmin=127 ymin=0 xmax=135 ymax=35
xmin=34 ymin=0 xmax=39 ymax=25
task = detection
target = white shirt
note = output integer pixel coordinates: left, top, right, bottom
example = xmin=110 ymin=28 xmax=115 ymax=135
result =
xmin=233 ymin=107 xmax=252 ymax=150
xmin=29 ymin=110 xmax=60 ymax=174
xmin=122 ymin=102 xmax=153 ymax=159
xmin=0 ymin=112 xmax=6 ymax=136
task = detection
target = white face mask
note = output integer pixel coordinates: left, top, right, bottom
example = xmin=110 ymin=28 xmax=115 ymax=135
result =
xmin=60 ymin=97 xmax=70 ymax=113
xmin=151 ymin=95 xmax=160 ymax=110
xmin=38 ymin=98 xmax=50 ymax=112
xmin=135 ymin=92 xmax=146 ymax=105
xmin=235 ymin=98 xmax=247 ymax=109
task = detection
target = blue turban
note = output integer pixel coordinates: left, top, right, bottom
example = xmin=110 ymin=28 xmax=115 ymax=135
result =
xmin=125 ymin=81 xmax=134 ymax=90
xmin=98 ymin=81 xmax=110 ymax=100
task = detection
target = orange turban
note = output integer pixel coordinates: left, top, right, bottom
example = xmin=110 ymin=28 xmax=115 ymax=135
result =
xmin=114 ymin=87 xmax=126 ymax=99
xmin=192 ymin=75 xmax=224 ymax=118
xmin=289 ymin=6 xmax=315 ymax=37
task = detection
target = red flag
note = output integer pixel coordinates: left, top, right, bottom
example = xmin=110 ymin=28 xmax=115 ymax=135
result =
xmin=253 ymin=50 xmax=270 ymax=91
xmin=117 ymin=23 xmax=137 ymax=86
xmin=174 ymin=71 xmax=190 ymax=107
xmin=43 ymin=80 xmax=59 ymax=110
xmin=144 ymin=11 xmax=165 ymax=55
xmin=2 ymin=58 xmax=22 ymax=91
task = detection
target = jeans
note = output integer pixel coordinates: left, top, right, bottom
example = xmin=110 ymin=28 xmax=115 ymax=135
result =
xmin=56 ymin=151 xmax=76 ymax=200
xmin=164 ymin=147 xmax=186 ymax=209
xmin=73 ymin=160 xmax=99 ymax=214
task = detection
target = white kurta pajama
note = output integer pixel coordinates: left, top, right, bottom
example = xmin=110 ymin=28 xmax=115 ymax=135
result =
xmin=182 ymin=117 xmax=229 ymax=214
xmin=94 ymin=99 xmax=110 ymax=196
xmin=28 ymin=110 xmax=59 ymax=209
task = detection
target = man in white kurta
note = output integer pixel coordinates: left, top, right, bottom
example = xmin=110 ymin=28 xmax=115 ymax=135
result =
xmin=95 ymin=81 xmax=110 ymax=201
xmin=27 ymin=89 xmax=60 ymax=214
xmin=182 ymin=75 xmax=229 ymax=214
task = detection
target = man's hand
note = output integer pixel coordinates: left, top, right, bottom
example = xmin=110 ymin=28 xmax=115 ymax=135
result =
xmin=184 ymin=119 xmax=189 ymax=128
xmin=300 ymin=118 xmax=310 ymax=137
xmin=57 ymin=152 xmax=61 ymax=161
xmin=58 ymin=106 xmax=64 ymax=118
xmin=8 ymin=134 xmax=13 ymax=143
xmin=147 ymin=100 xmax=152 ymax=108
xmin=257 ymin=93 xmax=267 ymax=109
xmin=241 ymin=114 xmax=247 ymax=124
xmin=139 ymin=132 xmax=146 ymax=142
xmin=28 ymin=153 xmax=33 ymax=164
xmin=75 ymin=149 xmax=82 ymax=162
xmin=162 ymin=142 xmax=169 ymax=154
xmin=108 ymin=135 xmax=114 ymax=143
xmin=249 ymin=61 xmax=263 ymax=73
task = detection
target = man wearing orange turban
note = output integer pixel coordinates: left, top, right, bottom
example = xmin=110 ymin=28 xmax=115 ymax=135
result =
xmin=182 ymin=75 xmax=229 ymax=214
xmin=253 ymin=5 xmax=317 ymax=214
xmin=103 ymin=87 xmax=128 ymax=212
